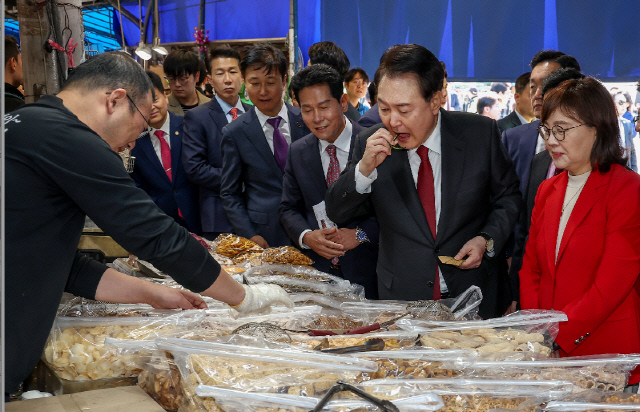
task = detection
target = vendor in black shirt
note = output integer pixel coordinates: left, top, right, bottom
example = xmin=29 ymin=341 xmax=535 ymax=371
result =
xmin=5 ymin=52 xmax=291 ymax=395
xmin=4 ymin=35 xmax=25 ymax=112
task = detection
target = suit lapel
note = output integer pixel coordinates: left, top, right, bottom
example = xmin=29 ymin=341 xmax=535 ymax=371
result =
xmin=287 ymin=103 xmax=307 ymax=142
xmin=138 ymin=133 xmax=169 ymax=182
xmin=169 ymin=113 xmax=182 ymax=184
xmin=207 ymin=98 xmax=230 ymax=134
xmin=556 ymin=171 xmax=608 ymax=263
xmin=438 ymin=109 xmax=465 ymax=242
xmin=525 ymin=120 xmax=541 ymax=156
xmin=544 ymin=175 xmax=566 ymax=277
xmin=243 ymin=108 xmax=283 ymax=178
xmin=301 ymin=136 xmax=328 ymax=195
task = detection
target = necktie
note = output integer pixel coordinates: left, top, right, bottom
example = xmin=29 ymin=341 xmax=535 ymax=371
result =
xmin=325 ymin=145 xmax=341 ymax=266
xmin=267 ymin=116 xmax=288 ymax=173
xmin=229 ymin=107 xmax=239 ymax=121
xmin=156 ymin=130 xmax=172 ymax=181
xmin=416 ymin=145 xmax=440 ymax=299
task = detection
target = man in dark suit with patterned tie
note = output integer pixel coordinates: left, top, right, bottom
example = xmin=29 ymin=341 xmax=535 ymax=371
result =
xmin=182 ymin=47 xmax=251 ymax=240
xmin=280 ymin=64 xmax=379 ymax=298
xmin=131 ymin=71 xmax=201 ymax=234
xmin=326 ymin=45 xmax=521 ymax=318
xmin=220 ymin=43 xmax=310 ymax=248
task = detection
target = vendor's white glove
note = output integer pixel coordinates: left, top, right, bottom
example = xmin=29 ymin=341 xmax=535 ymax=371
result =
xmin=231 ymin=284 xmax=294 ymax=314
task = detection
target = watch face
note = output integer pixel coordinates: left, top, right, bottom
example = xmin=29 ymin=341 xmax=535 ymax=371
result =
xmin=486 ymin=239 xmax=494 ymax=251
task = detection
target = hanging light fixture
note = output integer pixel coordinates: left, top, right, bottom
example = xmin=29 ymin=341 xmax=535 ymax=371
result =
xmin=152 ymin=37 xmax=167 ymax=55
xmin=135 ymin=41 xmax=152 ymax=60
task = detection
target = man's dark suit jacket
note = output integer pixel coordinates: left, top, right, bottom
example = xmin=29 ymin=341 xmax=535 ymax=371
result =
xmin=130 ymin=112 xmax=201 ymax=234
xmin=508 ymin=150 xmax=552 ymax=305
xmin=182 ymin=98 xmax=252 ymax=234
xmin=220 ymin=103 xmax=310 ymax=247
xmin=358 ymin=103 xmax=381 ymax=128
xmin=279 ymin=120 xmax=379 ymax=298
xmin=325 ymin=109 xmax=521 ymax=318
xmin=501 ymin=119 xmax=540 ymax=197
xmin=497 ymin=110 xmax=524 ymax=134
xmin=346 ymin=102 xmax=361 ymax=122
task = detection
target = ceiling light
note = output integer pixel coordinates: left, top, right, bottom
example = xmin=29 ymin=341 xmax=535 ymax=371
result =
xmin=135 ymin=41 xmax=152 ymax=60
xmin=152 ymin=38 xmax=167 ymax=56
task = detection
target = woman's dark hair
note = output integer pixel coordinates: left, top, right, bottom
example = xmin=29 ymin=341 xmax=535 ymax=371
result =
xmin=290 ymin=64 xmax=343 ymax=104
xmin=477 ymin=97 xmax=497 ymax=114
xmin=377 ymin=44 xmax=444 ymax=103
xmin=541 ymin=68 xmax=584 ymax=95
xmin=62 ymin=52 xmax=153 ymax=108
xmin=163 ymin=49 xmax=200 ymax=78
xmin=241 ymin=42 xmax=287 ymax=80
xmin=541 ymin=77 xmax=626 ymax=173
xmin=344 ymin=67 xmax=369 ymax=84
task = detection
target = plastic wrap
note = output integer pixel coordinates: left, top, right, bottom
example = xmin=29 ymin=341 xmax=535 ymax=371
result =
xmin=261 ymin=246 xmax=314 ymax=266
xmin=158 ymin=338 xmax=379 ymax=412
xmin=359 ymin=378 xmax=574 ymax=411
xmin=290 ymin=330 xmax=419 ymax=350
xmin=243 ymin=265 xmax=364 ymax=298
xmin=42 ymin=311 xmax=204 ymax=382
xmin=464 ymin=354 xmax=640 ymax=392
xmin=137 ymin=351 xmax=183 ymax=412
xmin=57 ymin=299 xmax=176 ymax=318
xmin=351 ymin=349 xmax=475 ymax=381
xmin=545 ymin=391 xmax=640 ymax=411
xmin=194 ymin=385 xmax=444 ymax=412
xmin=212 ymin=233 xmax=263 ymax=258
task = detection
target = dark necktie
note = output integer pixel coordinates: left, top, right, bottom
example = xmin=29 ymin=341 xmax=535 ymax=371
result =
xmin=229 ymin=107 xmax=239 ymax=121
xmin=326 ymin=144 xmax=340 ymax=265
xmin=417 ymin=145 xmax=440 ymax=299
xmin=266 ymin=116 xmax=288 ymax=173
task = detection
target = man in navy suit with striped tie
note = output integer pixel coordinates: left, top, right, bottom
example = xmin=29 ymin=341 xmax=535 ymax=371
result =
xmin=131 ymin=71 xmax=201 ymax=234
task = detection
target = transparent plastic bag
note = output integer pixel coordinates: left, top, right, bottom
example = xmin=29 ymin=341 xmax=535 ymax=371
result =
xmin=290 ymin=292 xmax=365 ymax=309
xmin=137 ymin=350 xmax=183 ymax=412
xmin=545 ymin=390 xmax=640 ymax=411
xmin=290 ymin=330 xmax=418 ymax=351
xmin=212 ymin=233 xmax=263 ymax=258
xmin=464 ymin=354 xmax=640 ymax=392
xmin=261 ymin=246 xmax=314 ymax=266
xmin=42 ymin=310 xmax=204 ymax=382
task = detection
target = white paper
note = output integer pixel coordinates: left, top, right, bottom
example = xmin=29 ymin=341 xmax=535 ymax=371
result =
xmin=312 ymin=201 xmax=337 ymax=229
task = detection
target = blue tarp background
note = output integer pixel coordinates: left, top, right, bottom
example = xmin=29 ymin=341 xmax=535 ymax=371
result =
xmin=114 ymin=0 xmax=640 ymax=82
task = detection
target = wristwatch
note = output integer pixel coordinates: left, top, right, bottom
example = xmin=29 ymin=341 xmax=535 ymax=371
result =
xmin=355 ymin=227 xmax=370 ymax=244
xmin=478 ymin=232 xmax=495 ymax=258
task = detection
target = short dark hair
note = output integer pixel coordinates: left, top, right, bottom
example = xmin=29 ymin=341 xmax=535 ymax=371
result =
xmin=344 ymin=67 xmax=369 ymax=84
xmin=207 ymin=46 xmax=241 ymax=75
xmin=146 ymin=70 xmax=165 ymax=94
xmin=541 ymin=77 xmax=626 ymax=173
xmin=163 ymin=49 xmax=200 ymax=78
xmin=477 ymin=97 xmax=497 ymax=114
xmin=62 ymin=52 xmax=154 ymax=108
xmin=440 ymin=61 xmax=448 ymax=79
xmin=368 ymin=82 xmax=378 ymax=106
xmin=241 ymin=42 xmax=287 ymax=79
xmin=377 ymin=44 xmax=444 ymax=103
xmin=530 ymin=50 xmax=581 ymax=71
xmin=290 ymin=64 xmax=344 ymax=104
xmin=541 ymin=68 xmax=584 ymax=95
xmin=308 ymin=41 xmax=350 ymax=77
xmin=5 ymin=35 xmax=20 ymax=66
xmin=514 ymin=72 xmax=531 ymax=94
xmin=490 ymin=82 xmax=508 ymax=94
xmin=197 ymin=60 xmax=207 ymax=85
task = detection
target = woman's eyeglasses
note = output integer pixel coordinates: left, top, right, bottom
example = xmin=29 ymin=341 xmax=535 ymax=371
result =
xmin=538 ymin=123 xmax=585 ymax=141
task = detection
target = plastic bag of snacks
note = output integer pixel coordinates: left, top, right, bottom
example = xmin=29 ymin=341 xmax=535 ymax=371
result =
xmin=464 ymin=354 xmax=640 ymax=392
xmin=194 ymin=385 xmax=444 ymax=412
xmin=157 ymin=338 xmax=378 ymax=412
xmin=398 ymin=310 xmax=567 ymax=356
xmin=137 ymin=351 xmax=183 ymax=412
xmin=545 ymin=390 xmax=640 ymax=411
xmin=243 ymin=265 xmax=364 ymax=298
xmin=290 ymin=330 xmax=419 ymax=351
xmin=43 ymin=311 xmax=204 ymax=382
xmin=351 ymin=348 xmax=475 ymax=381
xmin=212 ymin=233 xmax=263 ymax=258
xmin=359 ymin=378 xmax=574 ymax=411
xmin=261 ymin=246 xmax=314 ymax=266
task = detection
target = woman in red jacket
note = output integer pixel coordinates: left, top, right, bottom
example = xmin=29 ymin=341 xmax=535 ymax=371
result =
xmin=519 ymin=77 xmax=640 ymax=386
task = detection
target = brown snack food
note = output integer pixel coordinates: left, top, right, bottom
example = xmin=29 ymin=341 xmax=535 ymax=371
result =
xmin=261 ymin=246 xmax=314 ymax=266
xmin=137 ymin=360 xmax=183 ymax=411
xmin=439 ymin=395 xmax=537 ymax=412
xmin=231 ymin=252 xmax=264 ymax=265
xmin=605 ymin=393 xmax=640 ymax=404
xmin=294 ymin=335 xmax=414 ymax=350
xmin=305 ymin=315 xmax=365 ymax=331
xmin=359 ymin=359 xmax=460 ymax=380
xmin=438 ymin=256 xmax=466 ymax=267
xmin=214 ymin=233 xmax=263 ymax=258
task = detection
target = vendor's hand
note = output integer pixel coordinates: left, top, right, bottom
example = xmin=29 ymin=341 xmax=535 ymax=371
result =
xmin=326 ymin=228 xmax=360 ymax=252
xmin=145 ymin=284 xmax=208 ymax=310
xmin=303 ymin=228 xmax=344 ymax=259
xmin=455 ymin=236 xmax=486 ymax=269
xmin=359 ymin=129 xmax=394 ymax=177
xmin=233 ymin=284 xmax=294 ymax=314
xmin=250 ymin=235 xmax=269 ymax=249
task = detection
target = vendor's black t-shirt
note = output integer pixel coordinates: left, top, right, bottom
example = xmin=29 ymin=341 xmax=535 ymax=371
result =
xmin=4 ymin=95 xmax=221 ymax=394
xmin=180 ymin=102 xmax=198 ymax=113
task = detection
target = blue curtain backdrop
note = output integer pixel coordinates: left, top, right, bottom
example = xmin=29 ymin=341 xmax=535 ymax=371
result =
xmin=114 ymin=0 xmax=640 ymax=82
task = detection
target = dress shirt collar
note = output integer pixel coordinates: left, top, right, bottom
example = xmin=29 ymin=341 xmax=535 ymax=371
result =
xmin=319 ymin=116 xmax=352 ymax=154
xmin=409 ymin=111 xmax=442 ymax=155
xmin=255 ymin=101 xmax=288 ymax=129
xmin=215 ymin=94 xmax=244 ymax=117
xmin=514 ymin=109 xmax=529 ymax=125
xmin=151 ymin=114 xmax=171 ymax=138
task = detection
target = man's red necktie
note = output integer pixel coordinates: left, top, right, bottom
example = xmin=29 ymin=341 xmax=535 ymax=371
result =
xmin=155 ymin=130 xmax=183 ymax=219
xmin=229 ymin=107 xmax=239 ymax=121
xmin=416 ymin=145 xmax=441 ymax=299
xmin=326 ymin=145 xmax=340 ymax=266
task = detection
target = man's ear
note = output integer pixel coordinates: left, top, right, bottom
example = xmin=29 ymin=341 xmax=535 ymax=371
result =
xmin=430 ymin=90 xmax=442 ymax=114
xmin=7 ymin=56 xmax=17 ymax=72
xmin=283 ymin=73 xmax=288 ymax=86
xmin=340 ymin=93 xmax=349 ymax=113
xmin=106 ymin=89 xmax=127 ymax=115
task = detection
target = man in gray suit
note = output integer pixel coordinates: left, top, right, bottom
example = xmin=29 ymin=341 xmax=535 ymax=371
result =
xmin=326 ymin=45 xmax=521 ymax=318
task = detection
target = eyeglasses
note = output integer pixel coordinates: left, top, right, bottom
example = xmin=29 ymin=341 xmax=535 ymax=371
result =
xmin=106 ymin=91 xmax=152 ymax=136
xmin=165 ymin=75 xmax=191 ymax=85
xmin=538 ymin=123 xmax=585 ymax=141
xmin=616 ymin=100 xmax=626 ymax=105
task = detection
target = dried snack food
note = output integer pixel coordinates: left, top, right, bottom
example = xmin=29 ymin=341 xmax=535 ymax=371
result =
xmin=231 ymin=252 xmax=264 ymax=265
xmin=545 ymin=391 xmax=640 ymax=411
xmin=292 ymin=331 xmax=418 ymax=350
xmin=261 ymin=246 xmax=314 ymax=266
xmin=137 ymin=355 xmax=183 ymax=411
xmin=214 ymin=233 xmax=263 ymax=258
xmin=419 ymin=328 xmax=551 ymax=356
